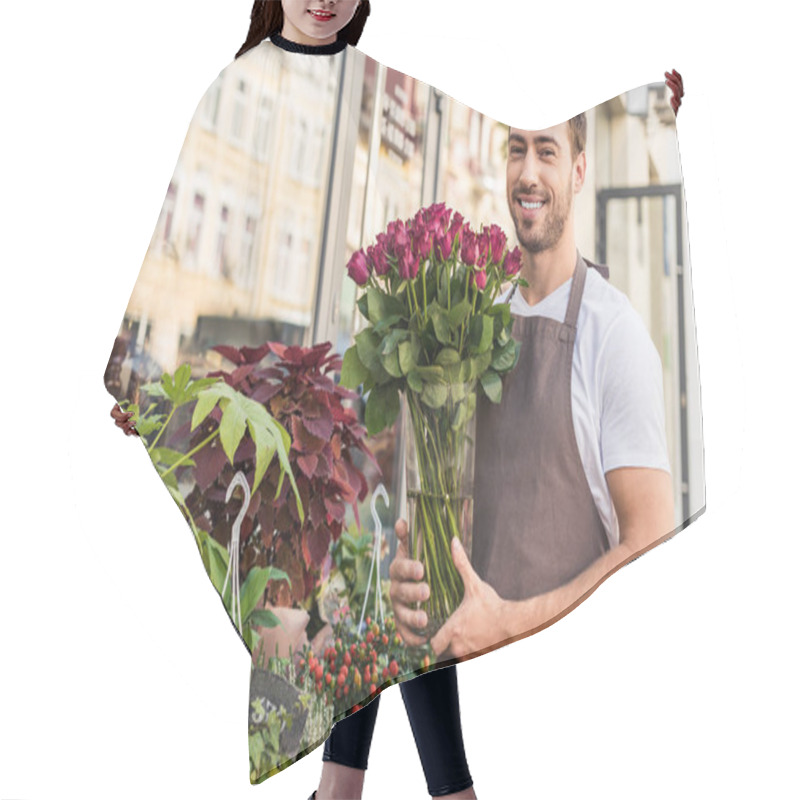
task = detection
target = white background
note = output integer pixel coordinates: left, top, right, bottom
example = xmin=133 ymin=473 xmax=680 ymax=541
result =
xmin=1 ymin=1 xmax=797 ymax=798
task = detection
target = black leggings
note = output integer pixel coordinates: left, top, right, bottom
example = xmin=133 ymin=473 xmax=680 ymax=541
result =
xmin=322 ymin=664 xmax=473 ymax=797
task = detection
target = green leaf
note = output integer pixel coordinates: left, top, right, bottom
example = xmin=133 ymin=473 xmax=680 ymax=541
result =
xmin=491 ymin=338 xmax=518 ymax=372
xmin=421 ymin=382 xmax=448 ymax=409
xmin=356 ymin=292 xmax=370 ymax=320
xmin=448 ymin=298 xmax=471 ymax=329
xmin=434 ymin=347 xmax=460 ymax=366
xmin=407 ymin=369 xmax=423 ymax=393
xmin=415 ymin=364 xmax=446 ymax=383
xmin=340 ymin=346 xmax=369 ymax=389
xmin=480 ymin=370 xmax=503 ymax=403
xmin=191 ymin=389 xmax=219 ymax=430
xmin=379 ymin=328 xmax=408 ymax=355
xmin=431 ymin=303 xmax=452 ymax=345
xmin=248 ymin=609 xmax=282 ymax=629
xmin=380 ymin=348 xmax=403 ymax=378
xmin=397 ymin=340 xmax=416 ymax=374
xmin=373 ymin=313 xmax=403 ymax=334
xmin=219 ymin=398 xmax=248 ymax=465
xmin=151 ymin=447 xmax=196 ymax=468
xmin=365 ymin=383 xmax=401 ymax=436
xmin=355 ymin=328 xmax=381 ymax=371
xmin=367 ymin=288 xmax=405 ymax=325
xmin=240 ymin=567 xmax=291 ymax=627
xmin=469 ymin=316 xmax=494 ymax=354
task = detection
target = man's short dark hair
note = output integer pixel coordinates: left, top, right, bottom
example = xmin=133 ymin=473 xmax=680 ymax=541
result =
xmin=567 ymin=113 xmax=586 ymax=161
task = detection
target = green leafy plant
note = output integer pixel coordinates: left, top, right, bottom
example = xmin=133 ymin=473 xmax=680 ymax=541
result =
xmin=190 ymin=341 xmax=379 ymax=612
xmin=119 ymin=363 xmax=302 ymax=650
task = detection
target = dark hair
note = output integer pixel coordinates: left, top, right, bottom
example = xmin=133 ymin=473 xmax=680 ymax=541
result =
xmin=506 ymin=112 xmax=587 ymax=162
xmin=567 ymin=113 xmax=586 ymax=161
xmin=235 ymin=0 xmax=371 ymax=59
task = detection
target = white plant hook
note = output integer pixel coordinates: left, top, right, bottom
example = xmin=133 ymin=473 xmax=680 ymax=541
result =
xmin=358 ymin=483 xmax=390 ymax=633
xmin=222 ymin=470 xmax=250 ymax=634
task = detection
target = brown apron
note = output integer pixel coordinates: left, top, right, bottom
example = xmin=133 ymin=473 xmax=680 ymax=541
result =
xmin=471 ymin=251 xmax=610 ymax=601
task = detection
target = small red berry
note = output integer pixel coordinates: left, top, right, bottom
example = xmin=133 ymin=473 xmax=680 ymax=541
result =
xmin=326 ymin=673 xmax=332 ymax=685
xmin=382 ymin=667 xmax=389 ymax=679
xmin=344 ymin=686 xmax=349 ymax=696
xmin=389 ymin=660 xmax=399 ymax=677
xmin=315 ymin=665 xmax=324 ymax=681
xmin=382 ymin=634 xmax=389 ymax=645
xmin=344 ymin=651 xmax=352 ymax=666
xmin=337 ymin=673 xmax=346 ymax=687
xmin=370 ymin=683 xmax=377 ymax=694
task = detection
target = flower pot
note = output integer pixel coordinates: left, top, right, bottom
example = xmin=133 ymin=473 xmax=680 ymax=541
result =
xmin=402 ymin=380 xmax=477 ymax=639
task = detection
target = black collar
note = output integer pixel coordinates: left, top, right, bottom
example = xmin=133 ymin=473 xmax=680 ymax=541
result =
xmin=270 ymin=31 xmax=348 ymax=55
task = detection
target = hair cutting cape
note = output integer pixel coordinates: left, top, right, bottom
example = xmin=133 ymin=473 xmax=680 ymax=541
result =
xmin=103 ymin=33 xmax=705 ymax=785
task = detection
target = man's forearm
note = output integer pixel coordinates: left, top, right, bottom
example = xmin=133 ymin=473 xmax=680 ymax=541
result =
xmin=503 ymin=543 xmax=634 ymax=639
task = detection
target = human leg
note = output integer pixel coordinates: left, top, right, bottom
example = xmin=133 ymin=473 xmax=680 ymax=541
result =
xmin=399 ymin=664 xmax=475 ymax=798
xmin=315 ymin=694 xmax=382 ymax=799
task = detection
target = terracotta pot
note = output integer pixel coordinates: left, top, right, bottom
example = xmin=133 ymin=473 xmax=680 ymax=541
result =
xmin=253 ymin=604 xmax=309 ymax=661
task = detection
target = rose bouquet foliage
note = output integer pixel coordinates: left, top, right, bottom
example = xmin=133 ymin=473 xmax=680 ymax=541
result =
xmin=339 ymin=202 xmax=525 ymax=434
xmin=339 ymin=202 xmax=527 ymax=636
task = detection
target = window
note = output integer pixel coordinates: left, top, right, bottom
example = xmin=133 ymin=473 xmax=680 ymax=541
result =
xmin=239 ymin=213 xmax=257 ymax=287
xmin=231 ymin=79 xmax=248 ymax=146
xmin=289 ymin=118 xmax=309 ymax=181
xmin=185 ymin=192 xmax=205 ymax=269
xmin=157 ymin=181 xmax=177 ymax=250
xmin=202 ymin=76 xmax=223 ymax=130
xmin=253 ymin=94 xmax=274 ymax=161
xmin=215 ymin=204 xmax=230 ymax=278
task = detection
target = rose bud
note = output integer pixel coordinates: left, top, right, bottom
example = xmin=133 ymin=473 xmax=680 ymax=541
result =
xmin=347 ymin=249 xmax=371 ymax=286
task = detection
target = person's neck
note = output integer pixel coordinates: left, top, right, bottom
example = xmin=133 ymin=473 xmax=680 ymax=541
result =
xmin=271 ymin=24 xmax=347 ymax=54
xmin=517 ymin=236 xmax=578 ymax=307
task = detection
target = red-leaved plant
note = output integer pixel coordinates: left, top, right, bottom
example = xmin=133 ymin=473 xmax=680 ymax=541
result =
xmin=185 ymin=340 xmax=380 ymax=609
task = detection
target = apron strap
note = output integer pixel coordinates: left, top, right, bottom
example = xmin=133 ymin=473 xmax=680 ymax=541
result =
xmin=506 ymin=250 xmax=588 ymax=342
xmin=559 ymin=251 xmax=588 ymax=342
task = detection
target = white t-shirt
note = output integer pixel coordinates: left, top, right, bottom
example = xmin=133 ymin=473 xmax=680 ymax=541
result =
xmin=496 ymin=265 xmax=671 ymax=549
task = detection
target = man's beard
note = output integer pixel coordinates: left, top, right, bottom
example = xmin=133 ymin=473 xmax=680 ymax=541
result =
xmin=513 ymin=184 xmax=572 ymax=254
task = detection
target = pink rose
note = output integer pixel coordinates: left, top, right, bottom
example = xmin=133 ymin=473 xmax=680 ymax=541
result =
xmin=503 ymin=246 xmax=522 ymax=277
xmin=347 ymin=249 xmax=371 ymax=285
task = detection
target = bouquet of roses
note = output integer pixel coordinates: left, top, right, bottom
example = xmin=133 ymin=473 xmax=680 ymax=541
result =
xmin=339 ymin=202 xmax=527 ymax=638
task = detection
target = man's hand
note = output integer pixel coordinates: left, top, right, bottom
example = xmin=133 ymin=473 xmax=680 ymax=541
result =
xmin=389 ymin=518 xmax=430 ymax=647
xmin=665 ymin=69 xmax=684 ymax=116
xmin=429 ymin=536 xmax=508 ymax=659
xmin=111 ymin=403 xmax=139 ymax=436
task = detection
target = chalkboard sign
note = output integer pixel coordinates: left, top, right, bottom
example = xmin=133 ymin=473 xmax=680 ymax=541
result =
xmin=249 ymin=668 xmax=308 ymax=754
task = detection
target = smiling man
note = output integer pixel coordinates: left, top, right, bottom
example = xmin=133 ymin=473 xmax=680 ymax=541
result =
xmin=390 ymin=116 xmax=676 ymax=660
